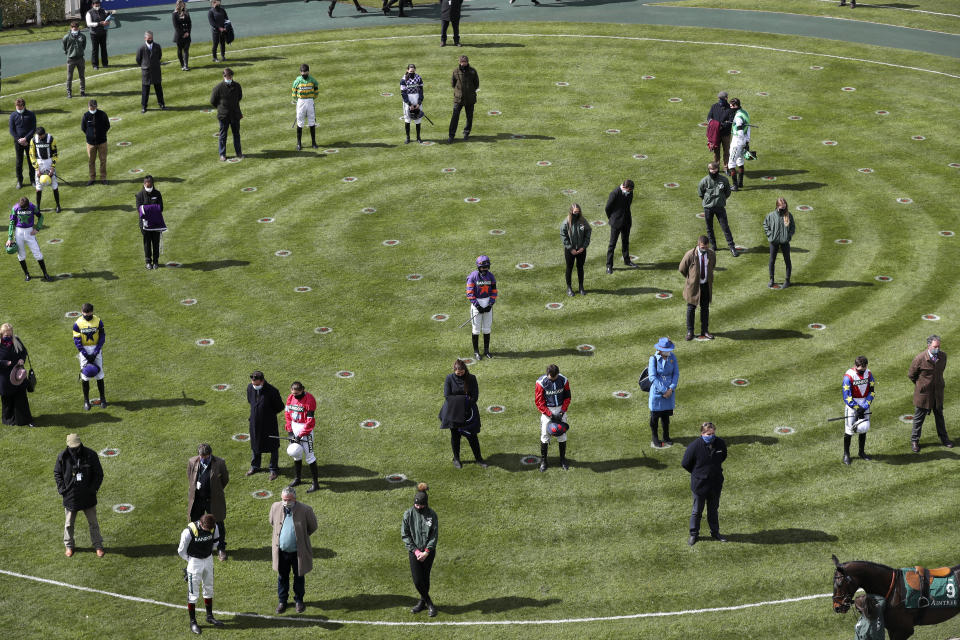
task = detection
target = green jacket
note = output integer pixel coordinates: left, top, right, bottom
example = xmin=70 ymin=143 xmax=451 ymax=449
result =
xmin=697 ymin=173 xmax=731 ymax=209
xmin=401 ymin=506 xmax=438 ymax=552
xmin=763 ymin=210 xmax=796 ymax=244
xmin=854 ymin=595 xmax=886 ymax=640
xmin=62 ymin=31 xmax=87 ymax=59
xmin=561 ymin=217 xmax=592 ymax=251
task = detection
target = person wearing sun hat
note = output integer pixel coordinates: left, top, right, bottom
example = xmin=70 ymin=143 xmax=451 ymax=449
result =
xmin=402 ymin=482 xmax=439 ymax=617
xmin=54 ymin=433 xmax=105 ymax=557
xmin=648 ymin=337 xmax=679 ymax=448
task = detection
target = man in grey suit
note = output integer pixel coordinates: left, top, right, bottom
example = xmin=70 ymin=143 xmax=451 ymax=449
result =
xmin=135 ymin=31 xmax=165 ymax=113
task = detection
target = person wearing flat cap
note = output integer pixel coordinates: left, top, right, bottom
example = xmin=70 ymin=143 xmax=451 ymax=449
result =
xmin=402 ymin=482 xmax=439 ymax=617
xmin=647 ymin=337 xmax=678 ymax=449
xmin=54 ymin=433 xmax=105 ymax=557
xmin=0 ymin=322 xmax=33 ymax=426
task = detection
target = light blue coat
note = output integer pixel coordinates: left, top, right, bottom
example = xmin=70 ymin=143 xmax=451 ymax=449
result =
xmin=648 ymin=353 xmax=678 ymax=411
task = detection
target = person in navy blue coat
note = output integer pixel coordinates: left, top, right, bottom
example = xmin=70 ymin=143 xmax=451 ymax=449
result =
xmin=647 ymin=337 xmax=678 ymax=449
xmin=681 ymin=422 xmax=727 ymax=546
xmin=9 ymin=98 xmax=37 ymax=189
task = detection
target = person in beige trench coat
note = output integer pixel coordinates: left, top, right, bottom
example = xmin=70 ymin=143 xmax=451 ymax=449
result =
xmin=269 ymin=487 xmax=318 ymax=613
xmin=679 ymin=235 xmax=717 ymax=341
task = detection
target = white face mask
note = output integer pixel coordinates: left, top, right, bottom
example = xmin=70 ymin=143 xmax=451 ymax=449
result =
xmin=16 ymin=108 xmax=24 ymax=114
xmin=224 ymin=78 xmax=233 ymax=84
xmin=89 ymin=109 xmax=97 ymax=114
xmin=144 ymin=186 xmax=153 ymax=192
xmin=71 ymin=30 xmax=79 ymax=35
xmin=252 ymin=384 xmax=263 ymax=390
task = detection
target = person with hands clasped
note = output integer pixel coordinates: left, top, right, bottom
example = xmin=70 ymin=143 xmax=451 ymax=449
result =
xmin=285 ymin=381 xmax=320 ymax=492
xmin=535 ymin=364 xmax=571 ymax=472
xmin=7 ymin=196 xmax=53 ymax=281
xmin=400 ymin=63 xmax=424 ymax=144
xmin=402 ymin=483 xmax=439 ymax=617
xmin=466 ymin=255 xmax=497 ymax=360
xmin=561 ymin=203 xmax=591 ymax=296
xmin=841 ymin=355 xmax=874 ymax=465
xmin=73 ymin=302 xmax=106 ymax=410
xmin=648 ymin=337 xmax=679 ymax=449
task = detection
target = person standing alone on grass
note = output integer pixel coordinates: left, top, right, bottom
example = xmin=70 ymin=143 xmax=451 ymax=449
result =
xmin=135 ymin=175 xmax=163 ymax=269
xmin=172 ymin=0 xmax=193 ymax=71
xmin=7 ymin=196 xmax=53 ymax=281
xmin=292 ymin=63 xmax=319 ymax=151
xmin=605 ymin=179 xmax=636 ymax=274
xmin=697 ymin=162 xmax=737 ymax=257
xmin=187 ymin=443 xmax=230 ymax=561
xmin=269 ymin=486 xmax=318 ymax=614
xmin=448 ymin=55 xmax=477 ymax=142
xmin=80 ymin=99 xmax=109 ymax=185
xmin=62 ymin=21 xmax=87 ymax=99
xmin=9 ymin=98 xmax=36 ymax=189
xmin=648 ymin=337 xmax=678 ymax=449
xmin=535 ymin=364 xmax=571 ymax=472
xmin=209 ymin=0 xmax=230 ymax=62
xmin=136 ymin=31 xmax=166 ymax=113
xmin=211 ymin=68 xmax=243 ymax=161
xmin=54 ymin=433 xmax=105 ymax=557
xmin=681 ymin=421 xmax=728 ymax=545
xmin=86 ymin=0 xmax=114 ymax=69
xmin=561 ymin=203 xmax=591 ymax=296
xmin=439 ymin=359 xmax=487 ymax=469
xmin=440 ymin=0 xmax=463 ymax=47
xmin=401 ymin=63 xmax=424 ymax=144
xmin=177 ymin=513 xmax=224 ymax=634
xmin=679 ymin=235 xmax=715 ymax=341
xmin=841 ymin=355 xmax=874 ymax=465
xmin=0 ymin=323 xmax=33 ymax=426
xmin=908 ymin=335 xmax=952 ymax=452
xmin=402 ymin=483 xmax=439 ymax=617
xmin=73 ymin=302 xmax=106 ymax=408
xmin=466 ymin=255 xmax=497 ymax=360
xmin=763 ymin=197 xmax=795 ymax=288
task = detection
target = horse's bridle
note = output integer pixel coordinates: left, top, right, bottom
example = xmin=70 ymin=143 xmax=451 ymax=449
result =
xmin=833 ymin=570 xmax=855 ymax=612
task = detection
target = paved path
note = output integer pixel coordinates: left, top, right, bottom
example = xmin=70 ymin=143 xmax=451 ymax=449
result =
xmin=1 ymin=0 xmax=957 ymax=78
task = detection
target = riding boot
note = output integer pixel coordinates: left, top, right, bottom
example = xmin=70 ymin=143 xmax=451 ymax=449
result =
xmin=843 ymin=434 xmax=852 ymax=465
xmin=35 ymin=191 xmax=42 ymax=210
xmin=728 ymin=168 xmax=738 ymax=191
xmin=737 ymin=167 xmax=744 ymax=189
xmin=649 ymin=420 xmax=660 ymax=446
xmin=289 ymin=460 xmax=303 ymax=487
xmin=96 ymin=379 xmax=106 ymax=406
xmin=296 ymin=127 xmax=302 ymax=150
xmin=306 ymin=461 xmax=321 ymax=492
xmin=415 ymin=123 xmax=422 ymax=142
xmin=18 ymin=259 xmax=30 ymax=279
xmin=309 ymin=126 xmax=317 ymax=147
xmin=38 ymin=259 xmax=52 ymax=280
xmin=81 ymin=379 xmax=91 ymax=407
xmin=558 ymin=441 xmax=568 ymax=470
xmin=471 ymin=334 xmax=480 ymax=360
xmin=858 ymin=433 xmax=871 ymax=460
xmin=204 ymin=598 xmax=223 ymax=626
xmin=405 ymin=122 xmax=411 ymax=143
xmin=188 ymin=603 xmax=200 ymax=634
xmin=483 ymin=333 xmax=491 ymax=358
xmin=539 ymin=441 xmax=548 ymax=472
xmin=53 ymin=188 xmax=61 ymax=209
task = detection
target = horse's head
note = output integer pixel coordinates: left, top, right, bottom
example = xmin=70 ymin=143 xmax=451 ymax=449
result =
xmin=832 ymin=554 xmax=856 ymax=614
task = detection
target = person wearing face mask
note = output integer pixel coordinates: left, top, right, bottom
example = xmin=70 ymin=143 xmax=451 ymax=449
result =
xmin=402 ymin=482 xmax=439 ymax=617
xmin=842 ymin=356 xmax=875 ymax=465
xmin=604 ymin=179 xmax=636 ymax=274
xmin=679 ymin=235 xmax=715 ymax=341
xmin=466 ymin=254 xmax=497 ymax=360
xmin=0 ymin=323 xmax=33 ymax=426
xmin=535 ymin=364 xmax=571 ymax=472
xmin=763 ymin=196 xmax=796 ymax=289
xmin=28 ymin=126 xmax=62 ymax=213
xmin=439 ymin=359 xmax=487 ymax=469
xmin=561 ymin=203 xmax=591 ymax=296
xmin=400 ymin=63 xmax=424 ymax=144
xmin=135 ymin=175 xmax=164 ymax=269
xmin=210 ymin=68 xmax=243 ymax=161
xmin=136 ymin=31 xmax=166 ymax=113
xmin=7 ymin=195 xmax=53 ymax=281
xmin=448 ymin=55 xmax=478 ymax=142
xmin=55 ymin=433 xmax=105 ymax=557
xmin=908 ymin=335 xmax=952 ymax=452
xmin=172 ymin=0 xmax=193 ymax=71
xmin=697 ymin=161 xmax=736 ymax=258
xmin=9 ymin=98 xmax=37 ymax=190
xmin=269 ymin=487 xmax=318 ymax=614
xmin=72 ymin=302 xmax=106 ymax=409
xmin=647 ymin=338 xmax=678 ymax=449
xmin=80 ymin=99 xmax=110 ymax=186
xmin=86 ymin=0 xmax=115 ymax=69
xmin=62 ymin=21 xmax=87 ymax=100
xmin=292 ymin=63 xmax=319 ymax=151
xmin=208 ymin=0 xmax=230 ymax=62
xmin=726 ymin=97 xmax=749 ymax=191
xmin=681 ymin=421 xmax=728 ymax=545
xmin=187 ymin=443 xmax=230 ymax=563
xmin=247 ymin=371 xmax=285 ymax=480
xmin=284 ymin=381 xmax=320 ymax=492
xmin=177 ymin=513 xmax=224 ymax=634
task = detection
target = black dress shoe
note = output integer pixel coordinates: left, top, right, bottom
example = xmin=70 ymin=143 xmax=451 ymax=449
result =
xmin=685 ymin=332 xmax=694 ymax=341
xmin=858 ymin=452 xmax=872 ymax=461
xmin=781 ymin=280 xmax=790 ymax=289
xmin=296 ymin=144 xmax=302 ymax=151
xmin=206 ymin=615 xmax=224 ymax=627
xmin=411 ymin=600 xmax=426 ymax=614
xmin=86 ymin=180 xmax=94 ymax=186
xmin=539 ymin=460 xmax=547 ymax=473
xmin=911 ymin=441 xmax=920 ymax=453
xmin=306 ymin=482 xmax=320 ymax=493
xmin=729 ymin=247 xmax=739 ymax=257
xmin=943 ymin=441 xmax=955 ymax=448
xmin=56 ymin=206 xmax=62 ymax=213
xmin=711 ymin=533 xmax=728 ymax=542
xmin=190 ymin=621 xmax=202 ymax=634
xmin=478 ymin=461 xmax=489 ymax=468
xmin=606 ymin=266 xmax=613 ymax=274
xmin=83 ymin=401 xmax=91 ymax=411
xmin=579 ymin=288 xmax=586 ymax=296
xmin=567 ymin=287 xmax=574 ymax=297
xmin=701 ymin=333 xmax=714 ymax=340
xmin=688 ymin=535 xmax=698 ymax=546
xmin=560 ymin=460 xmax=569 ymax=471
xmin=842 ymin=453 xmax=851 ymax=465
xmin=16 ymin=182 xmax=22 ymax=189
xmin=295 ymin=601 xmax=305 ymax=613
xmin=428 ymin=604 xmax=438 ymax=617
xmin=452 ymin=459 xmax=462 ymax=469
xmin=624 ymin=260 xmax=637 ymax=267
xmin=276 ymin=602 xmax=287 ymax=614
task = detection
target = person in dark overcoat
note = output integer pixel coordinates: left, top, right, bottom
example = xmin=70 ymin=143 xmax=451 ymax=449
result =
xmin=210 ymin=67 xmax=243 ymax=161
xmin=187 ymin=443 xmax=230 ymax=560
xmin=0 ymin=323 xmax=32 ymax=426
xmin=247 ymin=370 xmax=285 ymax=480
xmin=439 ymin=0 xmax=463 ymax=47
xmin=54 ymin=433 xmax=104 ymax=556
xmin=134 ymin=174 xmax=163 ymax=270
xmin=908 ymin=334 xmax=952 ymax=452
xmin=681 ymin=421 xmax=728 ymax=546
xmin=604 ymin=179 xmax=636 ymax=273
xmin=438 ymin=359 xmax=486 ymax=469
xmin=135 ymin=31 xmax=165 ymax=113
xmin=447 ymin=54 xmax=477 ymax=142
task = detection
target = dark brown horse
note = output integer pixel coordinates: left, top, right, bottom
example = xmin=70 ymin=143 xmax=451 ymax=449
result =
xmin=832 ymin=555 xmax=960 ymax=639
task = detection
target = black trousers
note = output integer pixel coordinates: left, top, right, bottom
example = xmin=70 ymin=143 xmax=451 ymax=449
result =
xmin=211 ymin=30 xmax=226 ymax=58
xmin=189 ymin=499 xmax=226 ymax=550
xmin=14 ymin=141 xmax=35 ymax=185
xmin=912 ymin=406 xmax=949 ymax=443
xmin=141 ymin=229 xmax=160 ymax=264
xmin=690 ymin=489 xmax=721 ymax=536
xmin=650 ymin=409 xmax=672 ymax=442
xmin=685 ymin=282 xmax=711 ymax=335
xmin=440 ymin=19 xmax=460 ymax=43
xmin=176 ymin=40 xmax=191 ymax=67
xmin=1 ymin=388 xmax=32 ymax=425
xmin=564 ymin=248 xmax=586 ymax=288
xmin=448 ymin=102 xmax=473 ymax=138
xmin=450 ymin=429 xmax=482 ymax=461
xmin=277 ymin=550 xmax=306 ymax=604
xmin=704 ymin=206 xmax=735 ymax=250
xmin=768 ymin=242 xmax=791 ymax=281
xmin=408 ymin=549 xmax=435 ymax=601
xmin=218 ymin=117 xmax=242 ymax=157
xmin=141 ymin=82 xmax=165 ymax=109
xmin=251 ymin=448 xmax=279 ymax=472
xmin=90 ymin=31 xmax=108 ymax=67
xmin=606 ymin=224 xmax=631 ymax=268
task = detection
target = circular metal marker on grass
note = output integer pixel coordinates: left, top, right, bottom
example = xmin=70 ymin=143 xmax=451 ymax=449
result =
xmin=756 ymin=91 xmax=769 ymax=96
xmin=655 ymin=292 xmax=673 ymax=299
xmin=487 ymin=405 xmax=505 ymax=414
xmin=252 ymin=490 xmax=273 ymax=499
xmin=857 ymin=168 xmax=874 ymax=174
xmin=241 ymin=187 xmax=257 ymax=193
xmin=516 ymin=262 xmax=534 ymax=270
xmin=99 ymin=448 xmax=120 ymax=457
xmin=116 ymin=141 xmax=132 ymax=147
xmin=521 ymin=455 xmax=541 ymax=466
xmin=258 ymin=217 xmax=274 ymax=223
xmin=668 ymin=97 xmax=682 ymax=103
xmin=605 ymin=129 xmax=620 ymax=134
xmin=536 ymin=161 xmax=552 ymax=166
xmin=166 ymin=262 xmax=182 ymax=268
xmin=633 ymin=154 xmax=647 ymax=160
xmin=642 ymin=75 xmax=655 ymax=80
xmin=342 ymin=176 xmax=357 ymax=182
xmin=875 ymin=275 xmax=893 ymax=282
xmin=314 ymin=327 xmax=333 ymax=334
xmin=810 ymin=65 xmax=823 ymax=70
xmin=231 ymin=433 xmax=249 ymax=441
xmin=58 ymin=274 xmax=73 ymax=280
xmin=488 ymin=110 xmax=501 ymax=116
xmin=922 ymin=314 xmax=940 ymax=321
xmin=336 ymin=371 xmax=355 ymax=379
xmin=385 ymin=473 xmax=407 ymax=483
xmin=181 ymin=299 xmax=197 ymax=306
xmin=591 ymin=220 xmax=606 ymax=227
xmin=360 ymin=420 xmax=380 ymax=430
xmin=214 ymin=384 xmax=232 ymax=391
xmin=442 ymin=167 xmax=457 ymax=173
xmin=382 ymin=240 xmax=400 ymax=246
xmin=275 ymin=250 xmax=291 ymax=257
xmin=796 ymin=205 xmax=813 ymax=212
xmin=876 ymin=110 xmax=889 ymax=115
xmin=196 ymin=338 xmax=215 ymax=346
xmin=489 ymin=229 xmax=505 ymax=236
xmin=822 ymin=140 xmax=838 ymax=146
xmin=129 ymin=168 xmax=143 ymax=174
xmin=432 ymin=314 xmax=449 ymax=322
xmin=939 ymin=231 xmax=955 ymax=237
xmin=555 ymin=81 xmax=570 ymax=86
xmin=47 ymin=238 xmax=63 ymax=244
xmin=613 ymin=390 xmax=632 ymax=399
xmin=775 ymin=426 xmax=795 ymax=435
xmin=911 ymin=135 xmax=926 ymax=141
xmin=896 ymin=198 xmax=913 ymax=204
xmin=294 ymin=286 xmax=311 ymax=293
xmin=841 ymin=86 xmax=856 ymax=91
xmin=464 ymin=197 xmax=480 ymax=203
xmin=406 ymin=274 xmax=423 ymax=281
xmin=65 ymin=311 xmax=80 ymax=318
xmin=664 ymin=182 xmax=679 ymax=188
xmin=113 ymin=503 xmax=135 ymax=513
xmin=731 ymin=378 xmax=750 ymax=387
xmin=809 ymin=323 xmax=826 ymax=330
xmin=577 ymin=344 xmax=595 ymax=353
xmin=362 ymin=207 xmax=376 ymax=214
xmin=546 ymin=302 xmax=563 ymax=310
xmin=835 ymin=239 xmax=852 ymax=245
xmin=788 ymin=115 xmax=802 ymax=120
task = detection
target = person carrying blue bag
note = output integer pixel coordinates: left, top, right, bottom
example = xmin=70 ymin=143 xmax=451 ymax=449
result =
xmin=647 ymin=337 xmax=678 ymax=449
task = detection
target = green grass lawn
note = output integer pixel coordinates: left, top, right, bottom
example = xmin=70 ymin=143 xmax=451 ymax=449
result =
xmin=655 ymin=0 xmax=960 ymax=34
xmin=0 ymin=21 xmax=959 ymax=639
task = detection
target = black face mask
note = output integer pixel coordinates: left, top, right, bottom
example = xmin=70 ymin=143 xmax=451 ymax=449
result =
xmin=856 ymin=369 xmax=865 ymax=375
xmin=83 ymin=314 xmax=93 ymax=321
xmin=294 ymin=392 xmax=305 ymax=400
xmin=301 ymin=73 xmax=308 ymax=79
xmin=709 ymin=171 xmax=718 ymax=177
xmin=460 ymin=64 xmax=468 ymax=69
xmin=146 ymin=39 xmax=153 ymax=45
xmin=778 ymin=208 xmax=787 ymax=214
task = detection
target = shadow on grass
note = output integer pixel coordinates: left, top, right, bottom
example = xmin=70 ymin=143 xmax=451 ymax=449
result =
xmin=590 ymin=287 xmax=671 ymax=296
xmin=316 ymin=464 xmax=377 ymax=478
xmin=748 ymin=181 xmax=827 ymax=191
xmin=485 ymin=452 xmax=546 ymax=472
xmin=443 ymin=596 xmax=563 ymax=615
xmin=669 ymin=435 xmax=779 ymax=447
xmin=464 ymin=42 xmax=526 ymax=48
xmin=91 ymin=90 xmax=142 ymax=97
xmin=309 ymin=592 xmax=416 ymax=612
xmin=322 ymin=140 xmax=397 ymax=149
xmin=737 ymin=244 xmax=810 ymax=254
xmin=713 ymin=328 xmax=813 ymax=340
xmin=321 ymin=478 xmax=415 ymax=492
xmin=745 ymin=169 xmax=807 ymax=178
xmin=226 ymin=547 xmax=337 ymax=562
xmin=58 ymin=270 xmax=119 ymax=281
xmin=177 ymin=259 xmax=250 ymax=271
xmin=225 ymin=612 xmax=342 ymax=631
xmin=33 ymin=108 xmax=69 ymax=115
xmin=881 ymin=450 xmax=960 ymax=465
xmin=157 ymin=105 xmax=209 ymax=112
xmin=108 ymin=544 xmax=174 ymax=557
xmin=574 ymin=456 xmax=668 ymax=472
xmin=495 ymin=348 xmax=587 ymax=358
xmin=69 ymin=205 xmax=135 ymax=213
xmin=623 ymin=261 xmax=677 ymax=271
xmin=725 ymin=528 xmax=838 ymax=544
xmin=246 ymin=149 xmax=328 ymax=159
xmin=33 ymin=412 xmax=123 ymax=427
xmin=111 ymin=397 xmax=207 ymax=411
xmin=465 ymin=133 xmax=556 ymax=142
xmin=790 ymin=280 xmax=873 ymax=289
